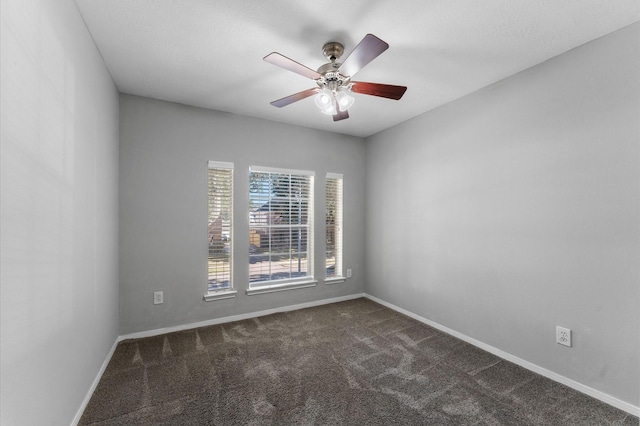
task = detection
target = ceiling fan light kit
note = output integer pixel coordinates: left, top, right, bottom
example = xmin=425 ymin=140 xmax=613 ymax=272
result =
xmin=264 ymin=34 xmax=407 ymax=121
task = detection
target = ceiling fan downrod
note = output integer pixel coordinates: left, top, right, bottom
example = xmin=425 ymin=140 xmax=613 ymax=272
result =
xmin=322 ymin=41 xmax=344 ymax=62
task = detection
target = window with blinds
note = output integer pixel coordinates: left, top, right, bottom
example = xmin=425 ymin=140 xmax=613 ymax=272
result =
xmin=325 ymin=173 xmax=343 ymax=279
xmin=207 ymin=161 xmax=233 ymax=293
xmin=249 ymin=167 xmax=314 ymax=287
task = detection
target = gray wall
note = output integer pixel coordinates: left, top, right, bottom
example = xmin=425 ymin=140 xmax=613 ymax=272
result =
xmin=365 ymin=23 xmax=640 ymax=406
xmin=0 ymin=0 xmax=120 ymax=425
xmin=119 ymin=95 xmax=366 ymax=334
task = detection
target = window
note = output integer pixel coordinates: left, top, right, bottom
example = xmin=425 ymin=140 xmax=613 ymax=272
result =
xmin=325 ymin=173 xmax=343 ymax=280
xmin=249 ymin=167 xmax=315 ymax=291
xmin=206 ymin=161 xmax=235 ymax=300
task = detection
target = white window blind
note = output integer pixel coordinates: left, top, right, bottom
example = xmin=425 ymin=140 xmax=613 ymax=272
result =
xmin=249 ymin=166 xmax=314 ymax=286
xmin=325 ymin=173 xmax=343 ymax=279
xmin=207 ymin=161 xmax=233 ymax=292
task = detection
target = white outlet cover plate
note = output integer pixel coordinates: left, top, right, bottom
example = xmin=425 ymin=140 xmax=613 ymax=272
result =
xmin=556 ymin=326 xmax=571 ymax=347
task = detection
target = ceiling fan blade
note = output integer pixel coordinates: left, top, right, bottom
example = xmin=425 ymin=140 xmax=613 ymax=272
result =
xmin=338 ymin=34 xmax=389 ymax=78
xmin=351 ymin=81 xmax=407 ymax=100
xmin=333 ymin=107 xmax=349 ymax=121
xmin=264 ymin=52 xmax=322 ymax=80
xmin=270 ymin=88 xmax=318 ymax=108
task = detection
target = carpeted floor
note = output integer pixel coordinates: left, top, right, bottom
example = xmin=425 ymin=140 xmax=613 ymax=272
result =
xmin=80 ymin=298 xmax=638 ymax=425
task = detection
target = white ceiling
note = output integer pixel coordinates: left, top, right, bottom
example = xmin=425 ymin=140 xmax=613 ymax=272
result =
xmin=74 ymin=0 xmax=639 ymax=138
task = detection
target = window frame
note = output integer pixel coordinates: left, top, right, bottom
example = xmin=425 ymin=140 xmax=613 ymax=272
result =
xmin=325 ymin=172 xmax=344 ymax=283
xmin=247 ymin=166 xmax=316 ymax=295
xmin=204 ymin=160 xmax=237 ymax=302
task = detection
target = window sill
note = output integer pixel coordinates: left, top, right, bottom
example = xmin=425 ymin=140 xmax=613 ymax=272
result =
xmin=203 ymin=290 xmax=237 ymax=302
xmin=246 ymin=279 xmax=317 ymax=296
xmin=325 ymin=277 xmax=346 ymax=285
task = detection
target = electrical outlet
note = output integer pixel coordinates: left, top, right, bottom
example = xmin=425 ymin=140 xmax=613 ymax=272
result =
xmin=153 ymin=291 xmax=163 ymax=305
xmin=346 ymin=269 xmax=352 ymax=278
xmin=556 ymin=326 xmax=571 ymax=347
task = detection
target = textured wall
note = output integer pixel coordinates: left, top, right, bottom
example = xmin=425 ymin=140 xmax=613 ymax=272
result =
xmin=0 ymin=0 xmax=120 ymax=425
xmin=118 ymin=95 xmax=366 ymax=335
xmin=365 ymin=23 xmax=640 ymax=406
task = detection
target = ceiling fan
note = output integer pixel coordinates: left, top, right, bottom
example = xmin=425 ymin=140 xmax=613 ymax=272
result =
xmin=264 ymin=34 xmax=407 ymax=122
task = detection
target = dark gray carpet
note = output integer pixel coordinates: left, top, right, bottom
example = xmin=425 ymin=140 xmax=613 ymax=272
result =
xmin=80 ymin=298 xmax=638 ymax=425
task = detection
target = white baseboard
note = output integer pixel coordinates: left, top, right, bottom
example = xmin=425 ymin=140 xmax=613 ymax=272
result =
xmin=364 ymin=294 xmax=640 ymax=417
xmin=71 ymin=337 xmax=120 ymax=426
xmin=119 ymin=293 xmax=366 ymax=341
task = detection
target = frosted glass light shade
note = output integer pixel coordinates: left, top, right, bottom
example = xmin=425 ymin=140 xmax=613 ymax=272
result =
xmin=314 ymin=88 xmax=333 ymax=110
xmin=320 ymin=102 xmax=337 ymax=115
xmin=335 ymin=90 xmax=354 ymax=111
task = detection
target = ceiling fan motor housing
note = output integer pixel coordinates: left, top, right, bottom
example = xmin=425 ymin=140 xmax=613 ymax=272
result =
xmin=318 ymin=41 xmax=352 ymax=91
